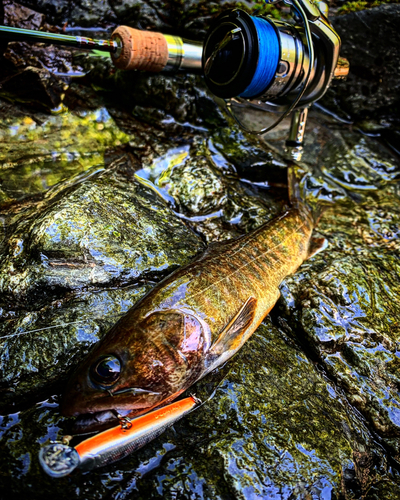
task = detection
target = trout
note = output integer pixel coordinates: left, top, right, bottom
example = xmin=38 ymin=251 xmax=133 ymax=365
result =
xmin=62 ymin=171 xmax=321 ymax=425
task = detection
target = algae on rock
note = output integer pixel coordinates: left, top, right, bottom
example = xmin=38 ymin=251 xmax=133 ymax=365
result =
xmin=276 ymin=185 xmax=400 ymax=454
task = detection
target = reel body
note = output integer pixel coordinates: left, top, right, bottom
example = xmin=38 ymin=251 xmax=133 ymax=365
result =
xmin=202 ymin=0 xmax=347 ymax=159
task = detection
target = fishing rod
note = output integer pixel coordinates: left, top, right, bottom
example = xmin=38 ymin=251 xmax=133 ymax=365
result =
xmin=0 ymin=0 xmax=349 ymax=160
xmin=0 ymin=24 xmax=203 ymax=72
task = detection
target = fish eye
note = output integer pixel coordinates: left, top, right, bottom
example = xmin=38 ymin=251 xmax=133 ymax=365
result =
xmin=89 ymin=355 xmax=121 ymax=387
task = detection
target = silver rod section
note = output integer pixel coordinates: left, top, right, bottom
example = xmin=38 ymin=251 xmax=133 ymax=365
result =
xmin=163 ymin=35 xmax=203 ymax=72
xmin=181 ymin=40 xmax=203 ymax=70
xmin=0 ymin=25 xmax=119 ymax=53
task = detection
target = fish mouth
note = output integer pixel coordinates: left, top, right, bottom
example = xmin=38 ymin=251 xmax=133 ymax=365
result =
xmin=69 ymin=403 xmax=169 ymax=434
xmin=70 ymin=409 xmax=131 ymax=434
xmin=61 ymin=384 xmax=163 ymax=417
xmin=60 ymin=387 xmax=165 ymax=434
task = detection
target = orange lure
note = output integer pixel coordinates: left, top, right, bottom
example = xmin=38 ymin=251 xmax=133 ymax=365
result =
xmin=39 ymin=396 xmax=199 ymax=477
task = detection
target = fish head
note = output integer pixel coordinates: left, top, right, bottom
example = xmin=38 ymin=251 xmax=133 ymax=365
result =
xmin=61 ymin=308 xmax=209 ymax=426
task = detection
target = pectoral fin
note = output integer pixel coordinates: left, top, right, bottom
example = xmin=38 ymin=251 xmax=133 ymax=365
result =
xmin=210 ymin=297 xmax=257 ymax=356
xmin=307 ymin=237 xmax=328 ymax=259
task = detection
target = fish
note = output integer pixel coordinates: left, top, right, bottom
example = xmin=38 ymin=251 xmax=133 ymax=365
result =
xmin=61 ymin=168 xmax=323 ymax=427
xmin=39 ymin=396 xmax=199 ymax=477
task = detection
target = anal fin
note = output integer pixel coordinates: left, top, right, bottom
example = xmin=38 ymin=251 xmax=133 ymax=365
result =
xmin=307 ymin=237 xmax=328 ymax=260
xmin=210 ymin=297 xmax=257 ymax=357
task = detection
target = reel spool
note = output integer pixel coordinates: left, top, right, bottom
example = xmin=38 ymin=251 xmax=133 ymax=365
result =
xmin=202 ymin=0 xmax=348 ymax=159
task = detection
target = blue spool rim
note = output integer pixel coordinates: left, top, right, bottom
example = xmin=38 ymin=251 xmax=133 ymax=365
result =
xmin=203 ymin=9 xmax=280 ymax=99
xmin=239 ymin=16 xmax=280 ymax=99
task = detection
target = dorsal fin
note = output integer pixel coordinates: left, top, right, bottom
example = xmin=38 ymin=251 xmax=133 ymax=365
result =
xmin=210 ymin=297 xmax=257 ymax=356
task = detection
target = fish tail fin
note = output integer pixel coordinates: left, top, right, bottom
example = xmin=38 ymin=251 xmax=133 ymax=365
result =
xmin=288 ymin=163 xmax=323 ymax=224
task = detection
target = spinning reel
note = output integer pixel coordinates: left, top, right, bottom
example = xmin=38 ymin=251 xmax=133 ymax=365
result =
xmin=202 ymin=0 xmax=349 ymax=159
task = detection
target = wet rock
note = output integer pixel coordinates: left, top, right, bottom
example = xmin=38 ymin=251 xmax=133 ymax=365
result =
xmin=0 ymin=66 xmax=65 ymax=110
xmin=18 ymin=0 xmax=118 ymax=28
xmin=276 ymin=187 xmax=400 ymax=451
xmin=324 ymin=4 xmax=400 ymax=121
xmin=3 ymin=41 xmax=76 ymax=76
xmin=0 ymin=1 xmax=66 ymax=109
xmin=0 ymin=103 xmax=131 ymax=203
xmin=161 ymin=134 xmax=287 ymax=242
xmin=0 ymin=23 xmax=399 ymax=493
xmin=189 ymin=321 xmax=392 ymax=499
xmin=0 ymin=283 xmax=153 ymax=408
xmin=3 ymin=0 xmax=45 ymax=29
xmin=0 ymin=97 xmax=287 ymax=410
xmin=105 ymin=72 xmax=227 ymax=130
xmin=271 ymin=115 xmax=400 ymax=457
xmin=0 ymin=2 xmax=83 ymax=112
xmin=0 ymin=1 xmax=228 ymax=120
xmin=211 ymin=124 xmax=288 ymax=182
xmin=1 ymin=158 xmax=204 ymax=302
xmin=17 ymin=0 xmax=254 ymax=37
xmin=7 ymin=0 xmax=400 ymax=125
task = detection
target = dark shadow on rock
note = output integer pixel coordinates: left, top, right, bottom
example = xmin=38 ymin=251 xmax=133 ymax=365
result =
xmin=324 ymin=4 xmax=400 ymax=124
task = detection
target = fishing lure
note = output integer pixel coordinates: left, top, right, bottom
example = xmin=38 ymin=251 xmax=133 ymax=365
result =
xmin=39 ymin=395 xmax=200 ymax=477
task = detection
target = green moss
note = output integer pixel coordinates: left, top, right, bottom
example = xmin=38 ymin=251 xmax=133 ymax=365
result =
xmin=338 ymin=0 xmax=399 ymax=14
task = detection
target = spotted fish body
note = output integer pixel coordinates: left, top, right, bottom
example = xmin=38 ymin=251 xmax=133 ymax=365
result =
xmin=62 ymin=202 xmax=314 ymax=423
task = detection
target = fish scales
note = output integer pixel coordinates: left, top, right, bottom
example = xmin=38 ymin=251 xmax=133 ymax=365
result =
xmin=62 ymin=204 xmax=315 ymax=425
xmin=179 ymin=207 xmax=312 ymax=340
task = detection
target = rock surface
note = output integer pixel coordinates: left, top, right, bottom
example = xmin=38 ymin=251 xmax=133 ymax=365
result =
xmin=1 ymin=92 xmax=400 ymax=498
xmin=328 ymin=4 xmax=400 ymax=122
xmin=0 ymin=156 xmax=205 ymax=406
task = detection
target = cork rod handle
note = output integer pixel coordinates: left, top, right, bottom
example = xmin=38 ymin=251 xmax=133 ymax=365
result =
xmin=111 ymin=25 xmax=169 ymax=72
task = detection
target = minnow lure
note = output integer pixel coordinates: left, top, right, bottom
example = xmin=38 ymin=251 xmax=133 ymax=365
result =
xmin=39 ymin=395 xmax=199 ymax=477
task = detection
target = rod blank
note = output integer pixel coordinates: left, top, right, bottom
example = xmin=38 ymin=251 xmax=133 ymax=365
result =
xmin=0 ymin=25 xmax=119 ymax=53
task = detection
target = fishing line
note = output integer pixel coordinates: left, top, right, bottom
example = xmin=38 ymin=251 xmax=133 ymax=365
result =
xmin=239 ymin=17 xmax=280 ymax=99
xmin=0 ymin=320 xmax=87 ymax=339
xmin=0 ymin=312 xmax=131 ymax=340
